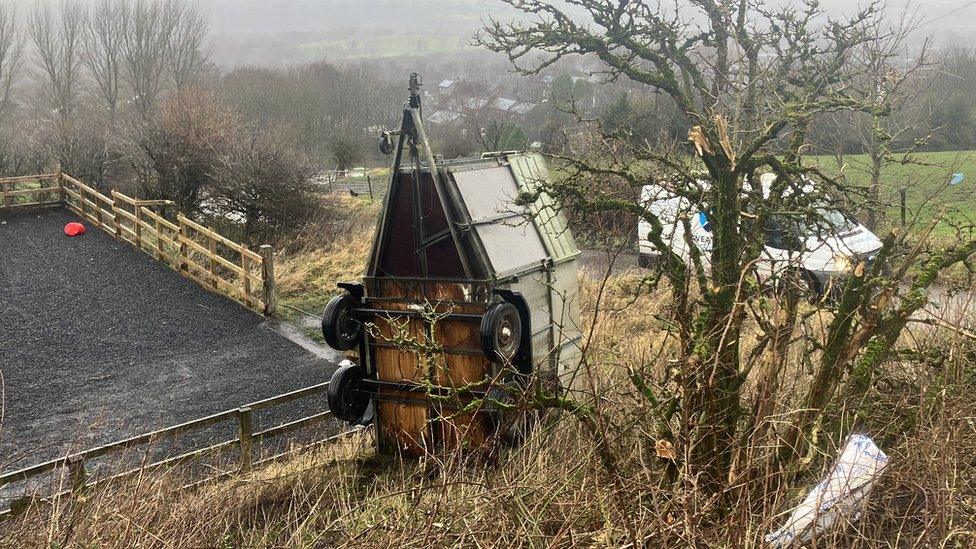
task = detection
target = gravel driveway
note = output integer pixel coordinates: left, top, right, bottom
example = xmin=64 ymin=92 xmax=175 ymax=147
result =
xmin=0 ymin=208 xmax=339 ymax=472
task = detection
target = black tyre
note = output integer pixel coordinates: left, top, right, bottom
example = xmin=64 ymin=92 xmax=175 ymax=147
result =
xmin=378 ymin=133 xmax=395 ymax=155
xmin=481 ymin=302 xmax=522 ymax=363
xmin=486 ymin=380 xmax=536 ymax=446
xmin=322 ymin=294 xmax=363 ymax=351
xmin=637 ymin=253 xmax=659 ymax=269
xmin=327 ymin=362 xmax=370 ymax=422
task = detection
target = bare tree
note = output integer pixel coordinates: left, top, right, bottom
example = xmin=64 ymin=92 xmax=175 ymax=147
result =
xmin=211 ymin=126 xmax=316 ymax=241
xmin=929 ymin=46 xmax=976 ymax=150
xmin=0 ymin=5 xmax=23 ymax=121
xmin=128 ymin=89 xmax=233 ymax=212
xmin=165 ymin=0 xmax=208 ymax=91
xmin=479 ymin=0 xmax=976 ymax=506
xmin=844 ymin=13 xmax=937 ymax=230
xmin=29 ymin=1 xmax=84 ymax=121
xmin=81 ymin=0 xmax=127 ymax=119
xmin=474 ymin=118 xmax=527 ymax=151
xmin=122 ymin=0 xmax=174 ymax=114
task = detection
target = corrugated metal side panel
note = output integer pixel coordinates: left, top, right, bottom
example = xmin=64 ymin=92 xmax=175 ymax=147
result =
xmin=507 ymin=153 xmax=581 ymax=263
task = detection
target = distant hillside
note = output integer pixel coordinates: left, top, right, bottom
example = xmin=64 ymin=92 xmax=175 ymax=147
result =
xmin=7 ymin=0 xmax=975 ymax=67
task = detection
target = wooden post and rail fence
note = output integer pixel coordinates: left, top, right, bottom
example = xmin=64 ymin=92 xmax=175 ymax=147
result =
xmin=0 ymin=382 xmax=340 ymax=520
xmin=0 ymin=174 xmax=347 ymax=520
xmin=0 ymin=173 xmax=276 ymax=315
xmin=0 ymin=174 xmax=348 ymax=520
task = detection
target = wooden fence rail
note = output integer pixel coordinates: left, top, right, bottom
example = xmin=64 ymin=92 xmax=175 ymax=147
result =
xmin=0 ymin=174 xmax=62 ymax=210
xmin=0 ymin=173 xmax=276 ymax=315
xmin=0 ymin=382 xmax=336 ymax=519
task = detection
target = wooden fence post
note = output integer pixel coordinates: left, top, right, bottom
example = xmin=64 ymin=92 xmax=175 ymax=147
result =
xmin=178 ymin=216 xmax=188 ymax=272
xmin=208 ymin=234 xmax=218 ymax=289
xmin=900 ymin=187 xmax=907 ymax=227
xmin=238 ymin=407 xmax=253 ymax=474
xmin=259 ymin=245 xmax=277 ymax=316
xmin=67 ymin=455 xmax=87 ymax=497
xmin=96 ymin=192 xmax=104 ymax=228
xmin=114 ymin=202 xmax=121 ymax=237
xmin=154 ymin=212 xmax=163 ymax=261
xmin=57 ymin=172 xmax=65 ymax=205
xmin=134 ymin=205 xmax=143 ymax=249
xmin=241 ymin=245 xmax=252 ymax=308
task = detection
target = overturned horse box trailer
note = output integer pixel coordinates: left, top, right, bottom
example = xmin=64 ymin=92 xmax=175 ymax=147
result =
xmin=322 ymin=74 xmax=583 ymax=455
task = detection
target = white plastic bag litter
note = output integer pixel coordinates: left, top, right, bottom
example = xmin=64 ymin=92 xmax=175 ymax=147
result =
xmin=766 ymin=434 xmax=889 ymax=547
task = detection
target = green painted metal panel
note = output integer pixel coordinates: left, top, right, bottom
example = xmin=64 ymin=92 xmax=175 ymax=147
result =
xmin=507 ymin=152 xmax=580 ymax=263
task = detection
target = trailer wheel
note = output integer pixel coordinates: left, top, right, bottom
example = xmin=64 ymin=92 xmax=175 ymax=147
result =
xmin=486 ymin=381 xmax=537 ymax=446
xmin=637 ymin=253 xmax=659 ymax=269
xmin=378 ymin=132 xmax=395 ymax=155
xmin=481 ymin=302 xmax=522 ymax=363
xmin=327 ymin=362 xmax=370 ymax=423
xmin=322 ymin=294 xmax=363 ymax=351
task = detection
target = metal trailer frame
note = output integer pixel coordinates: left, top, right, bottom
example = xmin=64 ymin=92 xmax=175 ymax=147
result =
xmin=328 ymin=74 xmax=583 ymax=455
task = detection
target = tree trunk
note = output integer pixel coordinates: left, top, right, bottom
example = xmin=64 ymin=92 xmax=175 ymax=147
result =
xmin=684 ymin=166 xmax=744 ymax=494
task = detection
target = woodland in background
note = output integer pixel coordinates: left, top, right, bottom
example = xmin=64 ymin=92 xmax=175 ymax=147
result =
xmin=0 ymin=2 xmax=975 ymax=245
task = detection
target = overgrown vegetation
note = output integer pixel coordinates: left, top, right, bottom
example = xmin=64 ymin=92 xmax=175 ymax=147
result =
xmin=3 ymin=267 xmax=976 ymax=546
xmin=5 ymin=0 xmax=976 ymax=546
xmin=275 ymin=195 xmax=378 ymax=315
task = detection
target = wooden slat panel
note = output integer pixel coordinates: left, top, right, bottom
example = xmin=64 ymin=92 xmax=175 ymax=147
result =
xmin=178 ymin=214 xmax=256 ymax=258
xmin=372 ymin=307 xmax=431 ymax=455
xmin=179 ymin=235 xmax=245 ymax=276
xmin=110 ymin=190 xmax=136 ymax=204
xmin=140 ymin=206 xmax=179 ymax=232
xmin=180 ymin=255 xmax=242 ymax=296
xmin=114 ymin=206 xmax=137 ymax=222
xmin=370 ymin=280 xmax=493 ymax=455
xmin=429 ymin=283 xmax=491 ymax=449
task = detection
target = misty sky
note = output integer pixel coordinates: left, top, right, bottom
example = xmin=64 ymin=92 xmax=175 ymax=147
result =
xmin=10 ymin=0 xmax=976 ymax=67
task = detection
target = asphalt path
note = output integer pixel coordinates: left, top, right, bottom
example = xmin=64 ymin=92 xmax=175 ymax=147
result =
xmin=578 ymin=249 xmax=976 ymax=324
xmin=0 ymin=208 xmax=342 ymax=475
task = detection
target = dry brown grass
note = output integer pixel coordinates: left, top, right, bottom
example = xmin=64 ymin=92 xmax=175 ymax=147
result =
xmin=275 ymin=194 xmax=378 ymax=314
xmin=5 ymin=338 xmax=973 ymax=547
xmin=4 ymin=235 xmax=976 ymax=547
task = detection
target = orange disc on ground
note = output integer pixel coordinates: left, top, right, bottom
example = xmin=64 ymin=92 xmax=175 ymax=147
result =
xmin=64 ymin=222 xmax=86 ymax=237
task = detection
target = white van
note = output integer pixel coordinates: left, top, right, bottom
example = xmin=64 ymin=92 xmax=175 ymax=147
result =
xmin=637 ymin=174 xmax=883 ymax=295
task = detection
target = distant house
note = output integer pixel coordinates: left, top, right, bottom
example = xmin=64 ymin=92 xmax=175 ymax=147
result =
xmin=438 ymin=80 xmax=457 ymax=96
xmin=427 ymin=78 xmax=541 ymax=128
xmin=490 ymin=97 xmax=518 ymax=112
xmin=427 ymin=110 xmax=462 ymax=125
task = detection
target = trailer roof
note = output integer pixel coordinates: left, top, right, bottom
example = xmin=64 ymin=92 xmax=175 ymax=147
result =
xmin=507 ymin=152 xmax=580 ymax=264
xmin=444 ymin=152 xmax=579 ymax=278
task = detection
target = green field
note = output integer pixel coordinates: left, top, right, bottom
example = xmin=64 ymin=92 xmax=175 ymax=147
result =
xmin=809 ymin=150 xmax=976 ymax=237
xmin=298 ymin=34 xmax=472 ymax=61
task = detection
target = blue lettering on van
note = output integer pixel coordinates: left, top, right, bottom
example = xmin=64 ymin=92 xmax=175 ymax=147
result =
xmin=698 ymin=211 xmax=712 ymax=232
